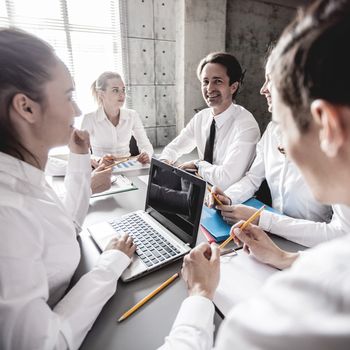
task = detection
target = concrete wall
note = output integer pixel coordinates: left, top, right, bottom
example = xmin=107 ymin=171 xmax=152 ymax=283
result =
xmin=126 ymin=0 xmax=176 ymax=147
xmin=225 ymin=0 xmax=307 ymax=132
xmin=175 ymin=0 xmax=227 ymax=130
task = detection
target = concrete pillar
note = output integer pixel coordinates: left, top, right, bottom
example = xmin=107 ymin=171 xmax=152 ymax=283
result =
xmin=175 ymin=0 xmax=227 ymax=133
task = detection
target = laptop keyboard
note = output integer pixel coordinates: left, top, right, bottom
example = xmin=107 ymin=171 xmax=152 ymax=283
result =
xmin=109 ymin=213 xmax=181 ymax=268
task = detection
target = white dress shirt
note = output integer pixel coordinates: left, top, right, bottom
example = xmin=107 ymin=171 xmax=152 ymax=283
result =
xmin=159 ymin=234 xmax=350 ymax=350
xmin=225 ymin=122 xmax=336 ymax=247
xmin=0 ymin=152 xmax=131 ymax=350
xmin=160 ymin=103 xmax=260 ymax=190
xmin=82 ymin=107 xmax=153 ymax=158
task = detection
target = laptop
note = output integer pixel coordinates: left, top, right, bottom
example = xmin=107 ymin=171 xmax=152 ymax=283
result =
xmin=88 ymin=158 xmax=206 ymax=282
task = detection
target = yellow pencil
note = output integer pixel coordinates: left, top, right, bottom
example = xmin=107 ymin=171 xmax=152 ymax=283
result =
xmin=118 ymin=248 xmax=238 ymax=322
xmin=206 ymin=184 xmax=224 ymax=206
xmin=219 ymin=205 xmax=265 ymax=250
xmin=104 ymin=156 xmax=137 ymax=171
xmin=118 ymin=272 xmax=180 ymax=322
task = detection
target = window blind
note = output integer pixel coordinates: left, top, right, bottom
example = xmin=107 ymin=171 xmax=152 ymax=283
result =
xmin=0 ymin=0 xmax=128 ymax=115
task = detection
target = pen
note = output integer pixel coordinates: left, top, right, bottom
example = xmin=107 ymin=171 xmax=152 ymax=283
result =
xmin=219 ymin=205 xmax=265 ymax=250
xmin=118 ymin=272 xmax=180 ymax=322
xmin=220 ymin=247 xmax=237 ymax=257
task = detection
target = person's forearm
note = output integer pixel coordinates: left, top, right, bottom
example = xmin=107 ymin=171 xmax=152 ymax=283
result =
xmin=274 ymin=251 xmax=299 ymax=270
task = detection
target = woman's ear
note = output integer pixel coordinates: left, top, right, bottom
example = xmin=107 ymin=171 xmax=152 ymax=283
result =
xmin=311 ymin=99 xmax=346 ymax=158
xmin=11 ymin=93 xmax=39 ymax=124
xmin=97 ymin=90 xmax=105 ymax=104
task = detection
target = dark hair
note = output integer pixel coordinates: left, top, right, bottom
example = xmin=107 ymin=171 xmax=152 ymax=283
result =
xmin=271 ymin=0 xmax=350 ymax=132
xmin=0 ymin=28 xmax=57 ymax=163
xmin=91 ymin=71 xmax=122 ymax=105
xmin=196 ymin=52 xmax=244 ymax=100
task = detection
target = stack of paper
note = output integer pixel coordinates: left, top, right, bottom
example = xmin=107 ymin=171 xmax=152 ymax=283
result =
xmin=214 ymin=250 xmax=279 ymax=315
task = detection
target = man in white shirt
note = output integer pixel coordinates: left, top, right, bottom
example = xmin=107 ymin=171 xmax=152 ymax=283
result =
xmin=158 ymin=1 xmax=350 ymax=349
xmin=160 ymin=52 xmax=260 ymax=190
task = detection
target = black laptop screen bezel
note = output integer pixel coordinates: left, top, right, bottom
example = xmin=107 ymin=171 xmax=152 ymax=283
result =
xmin=144 ymin=158 xmax=206 ymax=248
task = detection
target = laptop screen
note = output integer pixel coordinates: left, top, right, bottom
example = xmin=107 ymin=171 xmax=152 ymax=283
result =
xmin=145 ymin=158 xmax=206 ymax=248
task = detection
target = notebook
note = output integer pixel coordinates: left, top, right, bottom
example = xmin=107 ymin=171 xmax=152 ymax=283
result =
xmin=201 ymin=197 xmax=281 ymax=242
xmin=88 ymin=158 xmax=206 ymax=282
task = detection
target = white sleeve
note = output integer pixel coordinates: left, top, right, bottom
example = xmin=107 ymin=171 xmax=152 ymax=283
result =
xmin=0 ymin=209 xmax=131 ymax=350
xmin=158 ymin=296 xmax=215 ymax=350
xmin=160 ymin=118 xmax=197 ymax=162
xmin=258 ymin=205 xmax=348 ymax=247
xmin=81 ymin=114 xmax=93 ymax=135
xmin=132 ymin=112 xmax=154 ymax=157
xmin=215 ymin=238 xmax=350 ymax=350
xmin=63 ymin=153 xmax=91 ymax=229
xmin=225 ymin=130 xmax=266 ymax=204
xmin=197 ymin=122 xmax=260 ymax=190
xmin=53 ymin=250 xmax=130 ymax=349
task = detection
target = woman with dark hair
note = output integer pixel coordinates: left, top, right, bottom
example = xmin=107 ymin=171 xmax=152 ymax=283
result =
xmin=0 ymin=28 xmax=135 ymax=350
xmin=159 ymin=1 xmax=350 ymax=349
xmin=82 ymin=71 xmax=153 ymax=164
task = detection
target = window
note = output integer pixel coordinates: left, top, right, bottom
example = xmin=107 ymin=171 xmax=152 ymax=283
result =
xmin=0 ymin=0 xmax=128 ymax=116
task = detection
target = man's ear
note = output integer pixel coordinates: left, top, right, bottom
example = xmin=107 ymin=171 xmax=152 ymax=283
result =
xmin=230 ymin=82 xmax=239 ymax=96
xmin=310 ymin=99 xmax=346 ymax=158
xmin=11 ymin=93 xmax=39 ymax=124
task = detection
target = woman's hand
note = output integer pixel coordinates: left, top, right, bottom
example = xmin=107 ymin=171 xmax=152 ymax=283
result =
xmin=137 ymin=152 xmax=150 ymax=164
xmin=232 ymin=222 xmax=299 ymax=270
xmin=99 ymin=154 xmax=118 ymax=167
xmin=104 ymin=233 xmax=136 ymax=258
xmin=69 ymin=129 xmax=90 ymax=154
xmin=91 ymin=164 xmax=112 ymax=194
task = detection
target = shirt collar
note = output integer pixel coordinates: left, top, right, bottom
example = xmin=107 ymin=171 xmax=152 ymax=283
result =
xmin=211 ymin=103 xmax=235 ymax=129
xmin=0 ymin=151 xmax=47 ymax=188
xmin=97 ymin=107 xmax=127 ymax=123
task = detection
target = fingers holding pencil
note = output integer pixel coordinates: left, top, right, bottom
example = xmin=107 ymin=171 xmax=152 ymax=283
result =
xmin=219 ymin=205 xmax=265 ymax=250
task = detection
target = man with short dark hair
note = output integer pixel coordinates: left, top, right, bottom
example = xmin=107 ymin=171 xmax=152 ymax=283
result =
xmin=160 ymin=52 xmax=260 ymax=190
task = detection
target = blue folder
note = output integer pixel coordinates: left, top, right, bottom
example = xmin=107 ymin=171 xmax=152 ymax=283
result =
xmin=200 ymin=198 xmax=280 ymax=242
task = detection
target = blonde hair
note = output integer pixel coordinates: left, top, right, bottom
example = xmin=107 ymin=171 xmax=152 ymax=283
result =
xmin=91 ymin=71 xmax=122 ymax=105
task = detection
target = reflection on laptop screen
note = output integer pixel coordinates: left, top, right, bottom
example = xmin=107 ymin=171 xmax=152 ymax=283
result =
xmin=145 ymin=159 xmax=205 ymax=248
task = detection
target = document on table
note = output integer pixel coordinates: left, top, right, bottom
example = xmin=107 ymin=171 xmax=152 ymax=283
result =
xmin=214 ymin=250 xmax=279 ymax=316
xmin=112 ymin=159 xmax=150 ymax=173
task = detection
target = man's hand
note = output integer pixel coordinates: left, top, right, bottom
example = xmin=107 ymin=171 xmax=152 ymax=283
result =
xmin=181 ymin=242 xmax=220 ymax=300
xmin=178 ymin=160 xmax=197 ymax=171
xmin=233 ymin=222 xmax=299 ymax=270
xmin=137 ymin=152 xmax=150 ymax=164
xmin=218 ymin=204 xmax=258 ymax=225
xmin=69 ymin=129 xmax=90 ymax=154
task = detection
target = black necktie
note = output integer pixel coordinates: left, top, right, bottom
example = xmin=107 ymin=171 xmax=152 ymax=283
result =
xmin=203 ymin=118 xmax=216 ymax=164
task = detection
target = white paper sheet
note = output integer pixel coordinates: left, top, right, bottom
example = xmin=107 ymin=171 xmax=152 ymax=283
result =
xmin=214 ymin=250 xmax=279 ymax=315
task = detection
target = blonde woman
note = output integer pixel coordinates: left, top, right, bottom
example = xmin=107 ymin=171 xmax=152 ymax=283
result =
xmin=82 ymin=71 xmax=153 ymax=164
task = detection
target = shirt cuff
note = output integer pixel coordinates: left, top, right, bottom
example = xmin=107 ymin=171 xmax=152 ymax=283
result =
xmin=160 ymin=149 xmax=177 ymax=163
xmin=95 ymin=249 xmax=131 ymax=280
xmin=67 ymin=153 xmax=91 ymax=174
xmin=258 ymin=210 xmax=274 ymax=232
xmin=172 ymin=295 xmax=215 ymax=331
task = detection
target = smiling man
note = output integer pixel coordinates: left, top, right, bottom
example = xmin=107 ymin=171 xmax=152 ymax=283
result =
xmin=160 ymin=52 xmax=260 ymax=190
